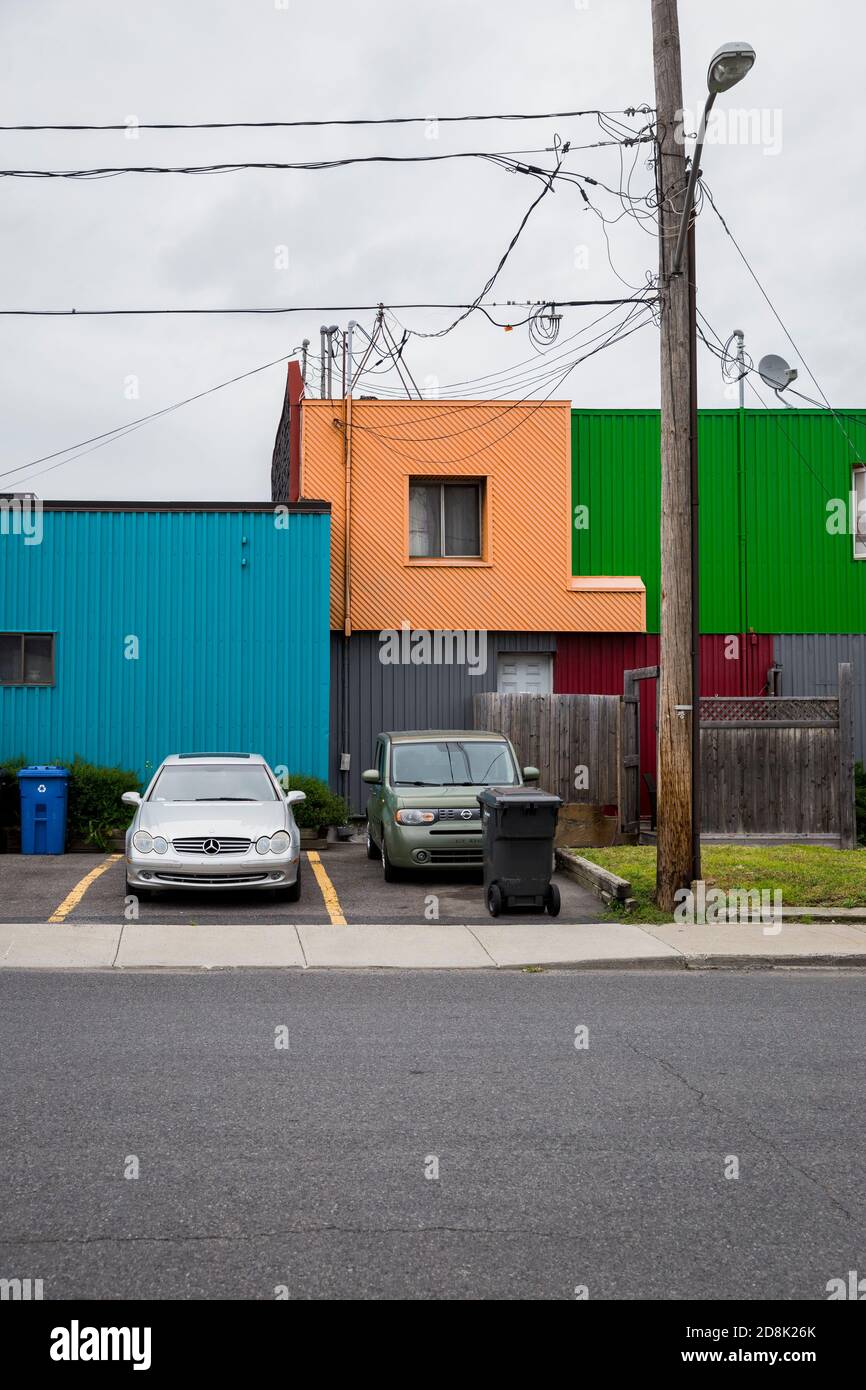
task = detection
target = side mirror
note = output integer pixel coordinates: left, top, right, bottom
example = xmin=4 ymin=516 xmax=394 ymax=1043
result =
xmin=285 ymin=789 xmax=306 ymax=805
xmin=362 ymin=768 xmax=380 ymax=785
xmin=121 ymin=791 xmax=142 ymax=806
xmin=522 ymin=766 xmax=540 ymax=781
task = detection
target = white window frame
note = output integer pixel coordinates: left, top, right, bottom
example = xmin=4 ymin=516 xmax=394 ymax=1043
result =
xmin=409 ymin=479 xmax=483 ymax=559
xmin=854 ymin=466 xmax=866 ymax=560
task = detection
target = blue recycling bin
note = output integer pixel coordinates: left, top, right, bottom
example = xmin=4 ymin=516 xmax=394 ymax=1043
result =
xmin=18 ymin=766 xmax=70 ymax=855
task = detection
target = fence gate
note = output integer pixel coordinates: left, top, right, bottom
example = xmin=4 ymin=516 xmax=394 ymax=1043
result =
xmin=621 ymin=667 xmax=659 ymax=835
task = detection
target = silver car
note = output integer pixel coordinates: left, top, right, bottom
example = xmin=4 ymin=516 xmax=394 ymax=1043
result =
xmin=123 ymin=753 xmax=305 ymax=900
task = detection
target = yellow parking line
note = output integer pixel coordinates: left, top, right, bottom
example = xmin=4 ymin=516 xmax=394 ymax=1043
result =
xmin=48 ymin=853 xmax=123 ymax=923
xmin=306 ymin=850 xmax=347 ymax=925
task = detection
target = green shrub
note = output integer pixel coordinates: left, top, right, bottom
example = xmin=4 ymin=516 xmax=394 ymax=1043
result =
xmin=0 ymin=755 xmax=139 ymax=850
xmin=65 ymin=757 xmax=140 ymax=849
xmin=856 ymin=761 xmax=866 ymax=846
xmin=279 ymin=773 xmax=347 ymax=830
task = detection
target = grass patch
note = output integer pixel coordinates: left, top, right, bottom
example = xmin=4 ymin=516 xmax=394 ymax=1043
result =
xmin=575 ymin=845 xmax=866 ymax=922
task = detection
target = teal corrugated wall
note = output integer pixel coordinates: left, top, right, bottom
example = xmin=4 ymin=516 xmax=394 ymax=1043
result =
xmin=1 ymin=509 xmax=330 ymax=783
xmin=572 ymin=407 xmax=866 ymax=633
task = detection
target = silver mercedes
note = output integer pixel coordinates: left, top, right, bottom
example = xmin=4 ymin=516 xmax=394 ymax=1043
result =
xmin=123 ymin=753 xmax=306 ymax=900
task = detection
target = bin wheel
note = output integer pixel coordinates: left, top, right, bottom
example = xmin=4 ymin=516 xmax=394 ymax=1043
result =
xmin=545 ymin=882 xmax=561 ymax=917
xmin=486 ymin=883 xmax=503 ymax=917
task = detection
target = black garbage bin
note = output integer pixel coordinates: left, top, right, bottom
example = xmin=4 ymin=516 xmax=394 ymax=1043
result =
xmin=477 ymin=786 xmax=562 ymax=917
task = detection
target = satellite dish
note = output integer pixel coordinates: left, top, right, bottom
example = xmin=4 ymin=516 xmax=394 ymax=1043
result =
xmin=758 ymin=353 xmax=798 ymax=391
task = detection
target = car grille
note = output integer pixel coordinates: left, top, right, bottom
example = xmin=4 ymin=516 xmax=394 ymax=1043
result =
xmin=171 ymin=837 xmax=252 ymax=855
xmin=437 ymin=807 xmax=480 ymax=821
xmin=429 ymin=848 xmax=483 ymax=864
xmin=153 ymin=872 xmax=269 ymax=885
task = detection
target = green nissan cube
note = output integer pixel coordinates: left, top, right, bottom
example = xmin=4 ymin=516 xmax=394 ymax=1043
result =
xmin=363 ymin=730 xmax=539 ymax=880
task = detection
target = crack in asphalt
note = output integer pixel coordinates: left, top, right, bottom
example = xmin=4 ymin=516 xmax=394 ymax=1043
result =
xmin=620 ymin=1039 xmax=856 ymax=1223
xmin=0 ymin=1224 xmax=582 ymax=1247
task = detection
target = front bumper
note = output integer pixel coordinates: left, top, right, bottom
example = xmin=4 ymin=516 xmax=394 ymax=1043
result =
xmin=387 ymin=822 xmax=483 ymax=869
xmin=126 ymin=848 xmax=301 ymax=891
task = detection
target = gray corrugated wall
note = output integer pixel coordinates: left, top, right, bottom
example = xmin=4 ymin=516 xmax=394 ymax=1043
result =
xmin=330 ymin=632 xmax=558 ymax=814
xmin=774 ymin=635 xmax=866 ymax=763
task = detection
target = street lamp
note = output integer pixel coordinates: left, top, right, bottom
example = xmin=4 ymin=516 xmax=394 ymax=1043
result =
xmin=673 ymin=43 xmax=756 ymax=275
xmin=672 ymin=40 xmax=755 ymax=885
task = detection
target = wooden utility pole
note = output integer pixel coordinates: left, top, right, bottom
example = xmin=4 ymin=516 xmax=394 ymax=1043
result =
xmin=652 ymin=0 xmax=694 ymax=910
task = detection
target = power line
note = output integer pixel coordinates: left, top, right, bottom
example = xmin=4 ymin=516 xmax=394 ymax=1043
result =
xmin=0 ymin=349 xmax=304 ymax=486
xmin=0 ymin=106 xmax=653 ymax=133
xmin=0 ymin=139 xmax=654 ymax=181
xmin=700 ymin=178 xmax=861 ymax=462
xmin=0 ymin=296 xmax=652 ymax=319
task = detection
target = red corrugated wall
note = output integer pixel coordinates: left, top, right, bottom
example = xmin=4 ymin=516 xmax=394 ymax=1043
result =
xmin=554 ymin=633 xmax=776 ymax=814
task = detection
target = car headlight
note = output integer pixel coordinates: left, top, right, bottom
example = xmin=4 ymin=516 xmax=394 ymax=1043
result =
xmin=269 ymin=830 xmax=291 ymax=854
xmin=255 ymin=836 xmax=271 ymax=855
xmin=132 ymin=830 xmax=154 ymax=853
xmin=152 ymin=836 xmax=168 ymax=855
xmin=395 ymin=809 xmax=437 ymax=825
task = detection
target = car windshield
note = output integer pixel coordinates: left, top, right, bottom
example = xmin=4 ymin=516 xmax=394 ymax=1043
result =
xmin=148 ymin=764 xmax=279 ymax=802
xmin=391 ymin=740 xmax=518 ymax=787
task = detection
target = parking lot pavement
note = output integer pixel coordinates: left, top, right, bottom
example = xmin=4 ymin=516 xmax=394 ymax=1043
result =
xmin=0 ymin=853 xmax=114 ymax=923
xmin=320 ymin=841 xmax=602 ymax=924
xmin=0 ymin=842 xmax=603 ymax=926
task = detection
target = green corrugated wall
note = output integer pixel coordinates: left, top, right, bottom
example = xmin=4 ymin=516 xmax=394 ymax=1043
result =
xmin=571 ymin=407 xmax=866 ymax=633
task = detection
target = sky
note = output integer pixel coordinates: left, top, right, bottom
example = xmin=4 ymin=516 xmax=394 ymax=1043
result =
xmin=0 ymin=0 xmax=862 ymax=500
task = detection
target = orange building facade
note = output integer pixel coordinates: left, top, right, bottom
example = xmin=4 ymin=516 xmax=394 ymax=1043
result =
xmin=289 ymin=394 xmax=644 ymax=634
xmin=270 ymin=366 xmax=646 ymax=809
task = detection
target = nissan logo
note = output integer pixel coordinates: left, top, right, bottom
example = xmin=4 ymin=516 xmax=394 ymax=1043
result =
xmin=203 ymin=838 xmax=220 ymax=855
xmin=460 ymin=809 xmax=473 ymax=820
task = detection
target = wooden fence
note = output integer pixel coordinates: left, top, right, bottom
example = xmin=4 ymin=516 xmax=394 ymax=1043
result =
xmin=699 ymin=666 xmax=855 ymax=846
xmin=473 ymin=692 xmax=620 ymax=806
xmin=474 ymin=663 xmax=856 ymax=847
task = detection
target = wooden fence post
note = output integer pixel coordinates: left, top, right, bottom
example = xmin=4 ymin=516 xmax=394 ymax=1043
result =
xmin=838 ymin=663 xmax=856 ymax=850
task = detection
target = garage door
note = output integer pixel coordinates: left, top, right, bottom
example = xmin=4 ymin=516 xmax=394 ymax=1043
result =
xmin=497 ymin=653 xmax=553 ymax=694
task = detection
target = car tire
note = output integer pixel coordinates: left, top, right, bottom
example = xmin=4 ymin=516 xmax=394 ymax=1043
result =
xmin=545 ymin=882 xmax=561 ymax=917
xmin=366 ymin=825 xmax=379 ymax=860
xmin=274 ymin=865 xmax=302 ymax=902
xmin=381 ymin=836 xmax=400 ymax=883
xmin=486 ymin=883 xmax=503 ymax=917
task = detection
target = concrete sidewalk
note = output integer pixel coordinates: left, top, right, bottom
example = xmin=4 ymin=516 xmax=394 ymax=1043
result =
xmin=2 ymin=918 xmax=866 ymax=970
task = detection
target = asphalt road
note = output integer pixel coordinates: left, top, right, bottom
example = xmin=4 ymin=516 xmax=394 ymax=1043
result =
xmin=0 ymin=970 xmax=863 ymax=1299
xmin=0 ymin=842 xmax=602 ymax=924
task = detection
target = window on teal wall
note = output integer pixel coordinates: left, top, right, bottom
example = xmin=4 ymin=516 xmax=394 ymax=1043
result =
xmin=0 ymin=632 xmax=55 ymax=685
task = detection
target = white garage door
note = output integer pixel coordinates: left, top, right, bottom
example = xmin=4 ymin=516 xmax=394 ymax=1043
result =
xmin=497 ymin=653 xmax=553 ymax=694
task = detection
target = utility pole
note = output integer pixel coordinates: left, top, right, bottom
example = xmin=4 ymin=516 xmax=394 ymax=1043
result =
xmin=652 ymin=0 xmax=694 ymax=910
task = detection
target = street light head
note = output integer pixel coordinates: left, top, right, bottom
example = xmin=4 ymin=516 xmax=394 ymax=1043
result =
xmin=707 ymin=42 xmax=756 ymax=94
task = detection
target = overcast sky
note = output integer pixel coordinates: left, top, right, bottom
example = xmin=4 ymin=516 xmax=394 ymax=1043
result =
xmin=0 ymin=0 xmax=862 ymax=500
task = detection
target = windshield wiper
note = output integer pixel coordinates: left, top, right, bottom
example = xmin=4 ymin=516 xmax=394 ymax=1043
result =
xmin=393 ymin=780 xmax=442 ymax=786
xmin=191 ymin=796 xmax=256 ymax=802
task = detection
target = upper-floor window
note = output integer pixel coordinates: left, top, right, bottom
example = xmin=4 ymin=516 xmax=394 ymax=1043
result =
xmin=854 ymin=466 xmax=866 ymax=559
xmin=409 ymin=479 xmax=483 ymax=558
xmin=0 ymin=632 xmax=55 ymax=686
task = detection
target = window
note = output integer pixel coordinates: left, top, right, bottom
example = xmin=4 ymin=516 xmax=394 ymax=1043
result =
xmin=390 ymin=739 xmax=519 ymax=787
xmin=0 ymin=633 xmax=54 ymax=686
xmin=148 ymin=764 xmax=279 ymax=802
xmin=854 ymin=467 xmax=866 ymax=559
xmin=409 ymin=479 xmax=483 ymax=558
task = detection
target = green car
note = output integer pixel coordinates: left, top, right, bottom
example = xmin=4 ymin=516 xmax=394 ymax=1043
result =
xmin=363 ymin=730 xmax=539 ymax=880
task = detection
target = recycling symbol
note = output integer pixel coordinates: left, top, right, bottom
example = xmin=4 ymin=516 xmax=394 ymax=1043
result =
xmin=37 ymin=783 xmax=46 ymax=794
